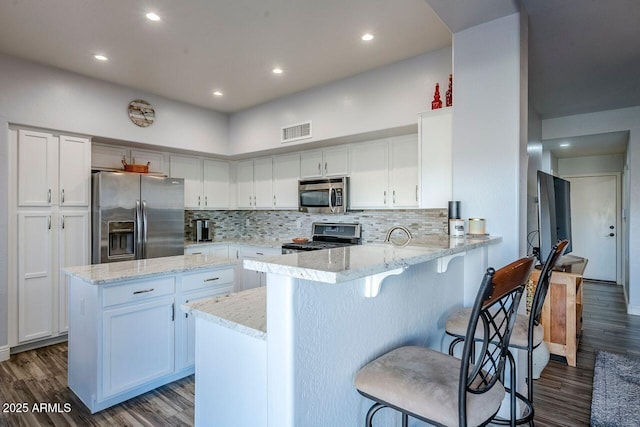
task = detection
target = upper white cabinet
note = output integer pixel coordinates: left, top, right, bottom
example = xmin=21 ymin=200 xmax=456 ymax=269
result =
xmin=236 ymin=159 xmax=255 ymax=209
xmin=349 ymin=135 xmax=419 ymax=209
xmin=18 ymin=130 xmax=90 ymax=207
xmin=92 ymin=143 xmax=166 ymax=174
xmin=272 ymin=153 xmax=300 ymax=208
xmin=170 ymin=155 xmax=231 ymax=209
xmin=419 ymin=108 xmax=452 ymax=208
xmin=300 ymin=146 xmax=348 ymax=178
xmin=253 ymin=157 xmax=273 ymax=208
xmin=130 ymin=148 xmax=166 ymax=174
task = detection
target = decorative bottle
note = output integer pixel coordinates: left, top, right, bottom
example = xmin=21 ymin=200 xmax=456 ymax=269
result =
xmin=445 ymin=74 xmax=453 ymax=107
xmin=431 ymin=83 xmax=442 ymax=110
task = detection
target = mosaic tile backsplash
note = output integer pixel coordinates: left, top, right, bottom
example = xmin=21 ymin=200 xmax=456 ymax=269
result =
xmin=185 ymin=209 xmax=448 ymax=243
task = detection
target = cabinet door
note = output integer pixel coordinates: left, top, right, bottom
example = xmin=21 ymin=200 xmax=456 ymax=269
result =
xmin=300 ymin=150 xmax=323 ymax=179
xmin=102 ymin=297 xmax=175 ymax=398
xmin=273 ymin=153 xmax=300 ymax=209
xmin=389 ymin=135 xmax=419 ymax=208
xmin=18 ymin=212 xmax=54 ymax=342
xmin=236 ymin=160 xmax=254 ymax=209
xmin=420 ymin=109 xmax=452 ymax=208
xmin=58 ymin=211 xmax=90 ymax=333
xmin=92 ymin=143 xmax=129 ymax=170
xmin=18 ymin=130 xmax=58 ymax=207
xmin=59 ymin=135 xmax=91 ymax=207
xmin=349 ymin=140 xmax=389 ymax=208
xmin=203 ymin=159 xmax=230 ymax=209
xmin=170 ymin=155 xmax=203 ymax=209
xmin=253 ymin=158 xmax=273 ymax=208
xmin=323 ymin=146 xmax=349 ymax=176
xmin=131 ymin=149 xmax=165 ymax=174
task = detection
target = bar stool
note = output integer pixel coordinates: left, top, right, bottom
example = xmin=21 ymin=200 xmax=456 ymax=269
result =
xmin=445 ymin=240 xmax=569 ymax=424
xmin=354 ymin=257 xmax=534 ymax=427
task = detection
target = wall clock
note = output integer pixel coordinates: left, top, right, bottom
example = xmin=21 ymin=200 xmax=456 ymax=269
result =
xmin=128 ymin=99 xmax=155 ymax=127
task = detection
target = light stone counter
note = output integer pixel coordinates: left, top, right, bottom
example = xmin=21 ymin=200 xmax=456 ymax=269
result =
xmin=182 ymin=287 xmax=266 ymax=340
xmin=244 ymin=235 xmax=501 ymax=284
xmin=63 ymin=253 xmax=236 ymax=285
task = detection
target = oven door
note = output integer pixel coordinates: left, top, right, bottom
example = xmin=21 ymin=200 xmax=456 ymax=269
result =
xmin=298 ymin=178 xmax=346 ymax=213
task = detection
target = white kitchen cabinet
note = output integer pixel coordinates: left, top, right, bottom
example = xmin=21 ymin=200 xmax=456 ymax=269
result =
xmin=184 ymin=243 xmax=229 ymax=258
xmin=58 ymin=210 xmax=90 ymax=333
xmin=389 ymin=134 xmax=419 ymax=208
xmin=170 ymin=155 xmax=203 ymax=208
xmin=17 ymin=130 xmax=90 ymax=208
xmin=273 ymin=153 xmax=300 ymax=208
xmin=234 ymin=245 xmax=281 ymax=291
xmin=254 ymin=157 xmax=273 ymax=208
xmin=102 ymin=295 xmax=175 ymax=398
xmin=92 ymin=143 xmax=129 ymax=170
xmin=419 ymin=108 xmax=452 ymax=208
xmin=300 ymin=146 xmax=348 ymax=178
xmin=236 ymin=160 xmax=255 ymax=209
xmin=349 ymin=139 xmax=389 ymax=208
xmin=203 ymin=159 xmax=230 ymax=209
xmin=130 ymin=148 xmax=166 ymax=174
xmin=17 ymin=211 xmax=54 ymax=342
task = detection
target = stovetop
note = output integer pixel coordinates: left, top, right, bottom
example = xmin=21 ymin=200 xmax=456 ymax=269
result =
xmin=282 ymin=222 xmax=361 ymax=252
xmin=281 ymin=240 xmax=353 ymax=251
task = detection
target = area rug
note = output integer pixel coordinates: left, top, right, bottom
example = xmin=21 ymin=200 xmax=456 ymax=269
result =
xmin=591 ymin=351 xmax=640 ymax=426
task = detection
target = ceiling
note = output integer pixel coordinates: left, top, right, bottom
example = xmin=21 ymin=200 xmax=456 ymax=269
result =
xmin=541 ymin=131 xmax=629 ymax=159
xmin=0 ymin=0 xmax=638 ymax=157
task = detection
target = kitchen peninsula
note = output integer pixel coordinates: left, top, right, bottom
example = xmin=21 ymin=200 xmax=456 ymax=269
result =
xmin=183 ymin=235 xmax=501 ymax=427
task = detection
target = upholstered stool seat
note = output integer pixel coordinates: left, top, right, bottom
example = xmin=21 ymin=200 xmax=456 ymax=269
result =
xmin=354 ymin=346 xmax=505 ymax=427
xmin=445 ymin=308 xmax=544 ymax=349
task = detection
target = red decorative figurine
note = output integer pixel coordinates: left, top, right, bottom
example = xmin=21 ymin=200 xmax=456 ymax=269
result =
xmin=431 ymin=83 xmax=442 ymax=110
xmin=446 ymin=74 xmax=453 ymax=107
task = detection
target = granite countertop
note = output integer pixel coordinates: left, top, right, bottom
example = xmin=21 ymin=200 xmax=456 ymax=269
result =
xmin=63 ymin=253 xmax=236 ymax=285
xmin=182 ymin=287 xmax=266 ymax=340
xmin=243 ymin=235 xmax=502 ymax=284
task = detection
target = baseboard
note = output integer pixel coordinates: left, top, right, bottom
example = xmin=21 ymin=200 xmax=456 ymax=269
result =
xmin=0 ymin=345 xmax=10 ymax=362
xmin=627 ymin=304 xmax=640 ymax=316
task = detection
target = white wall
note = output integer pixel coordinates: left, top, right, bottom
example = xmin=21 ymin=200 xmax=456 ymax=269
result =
xmin=451 ymin=13 xmax=526 ymax=267
xmin=228 ymin=49 xmax=452 ymax=156
xmin=0 ymin=53 xmax=228 ymax=155
xmin=0 ymin=116 xmax=8 ymax=348
xmin=527 ymin=109 xmax=543 ymax=255
xmin=542 ymin=106 xmax=640 ymax=313
xmin=558 ymin=154 xmax=625 ymax=176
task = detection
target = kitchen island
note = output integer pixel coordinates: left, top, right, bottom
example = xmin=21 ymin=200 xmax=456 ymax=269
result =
xmin=183 ymin=235 xmax=502 ymax=427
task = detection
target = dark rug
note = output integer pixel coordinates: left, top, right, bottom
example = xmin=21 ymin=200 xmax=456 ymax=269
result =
xmin=591 ymin=351 xmax=640 ymax=426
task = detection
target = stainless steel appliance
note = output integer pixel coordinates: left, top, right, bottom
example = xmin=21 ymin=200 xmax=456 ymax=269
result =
xmin=298 ymin=176 xmax=348 ymax=214
xmin=282 ymin=222 xmax=361 ymax=254
xmin=92 ymin=171 xmax=185 ymax=263
xmin=192 ymin=219 xmax=212 ymax=242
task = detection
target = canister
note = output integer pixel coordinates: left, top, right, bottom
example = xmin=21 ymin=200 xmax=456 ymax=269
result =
xmin=468 ymin=218 xmax=486 ymax=235
xmin=449 ymin=219 xmax=465 ymax=237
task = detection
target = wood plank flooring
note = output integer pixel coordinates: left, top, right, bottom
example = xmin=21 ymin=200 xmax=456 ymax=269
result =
xmin=0 ymin=280 xmax=636 ymax=426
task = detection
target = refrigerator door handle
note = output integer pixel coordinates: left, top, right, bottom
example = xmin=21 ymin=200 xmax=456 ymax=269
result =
xmin=136 ymin=200 xmax=143 ymax=259
xmin=142 ymin=200 xmax=148 ymax=258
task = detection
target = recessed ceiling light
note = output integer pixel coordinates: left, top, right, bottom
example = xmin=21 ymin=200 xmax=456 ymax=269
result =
xmin=361 ymin=33 xmax=374 ymax=41
xmin=213 ymin=91 xmax=223 ymax=97
xmin=146 ymin=12 xmax=161 ymax=21
xmin=559 ymin=142 xmax=571 ymax=147
xmin=272 ymin=67 xmax=283 ymax=75
xmin=94 ymin=54 xmax=108 ymax=61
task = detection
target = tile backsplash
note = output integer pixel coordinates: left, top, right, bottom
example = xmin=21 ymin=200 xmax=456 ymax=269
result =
xmin=185 ymin=209 xmax=448 ymax=243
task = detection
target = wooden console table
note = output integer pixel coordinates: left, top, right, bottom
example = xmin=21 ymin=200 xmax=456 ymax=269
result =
xmin=530 ymin=265 xmax=586 ymax=367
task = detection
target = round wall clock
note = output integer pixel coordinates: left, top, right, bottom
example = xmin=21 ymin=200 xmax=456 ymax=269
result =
xmin=127 ymin=99 xmax=155 ymax=127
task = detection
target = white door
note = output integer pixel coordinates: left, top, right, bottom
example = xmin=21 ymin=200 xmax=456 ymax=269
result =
xmin=566 ymin=175 xmax=618 ymax=282
xmin=323 ymin=146 xmax=349 ymax=176
xmin=390 ymin=135 xmax=419 ymax=208
xmin=349 ymin=140 xmax=389 ymax=208
xmin=273 ymin=153 xmax=300 ymax=208
xmin=131 ymin=149 xmax=165 ymax=174
xmin=59 ymin=135 xmax=91 ymax=207
xmin=236 ymin=160 xmax=255 ymax=209
xmin=18 ymin=129 xmax=58 ymax=207
xmin=58 ymin=211 xmax=90 ymax=332
xmin=203 ymin=159 xmax=230 ymax=209
xmin=91 ymin=143 xmax=129 ymax=170
xmin=300 ymin=150 xmax=323 ymax=178
xmin=170 ymin=155 xmax=203 ymax=209
xmin=253 ymin=157 xmax=273 ymax=208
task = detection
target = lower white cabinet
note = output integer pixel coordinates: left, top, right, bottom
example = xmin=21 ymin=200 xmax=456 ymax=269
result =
xmin=68 ymin=265 xmax=234 ymax=413
xmin=230 ymin=245 xmax=281 ymax=291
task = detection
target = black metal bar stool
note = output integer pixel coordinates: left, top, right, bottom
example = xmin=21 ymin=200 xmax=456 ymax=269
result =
xmin=445 ymin=241 xmax=568 ymax=424
xmin=354 ymin=256 xmax=534 ymax=427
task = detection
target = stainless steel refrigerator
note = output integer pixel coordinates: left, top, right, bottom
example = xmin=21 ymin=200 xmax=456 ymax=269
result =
xmin=92 ymin=171 xmax=185 ymax=263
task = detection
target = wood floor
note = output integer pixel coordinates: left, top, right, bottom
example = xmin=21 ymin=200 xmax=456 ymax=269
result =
xmin=0 ymin=280 xmax=637 ymax=426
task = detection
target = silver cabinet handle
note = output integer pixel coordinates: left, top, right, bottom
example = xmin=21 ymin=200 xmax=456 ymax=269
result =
xmin=273 ymin=194 xmax=276 ymax=206
xmin=171 ymin=303 xmax=175 ymax=322
xmin=393 ymin=190 xmax=396 ymax=204
xmin=204 ymin=277 xmax=220 ymax=282
xmin=142 ymin=200 xmax=148 ymax=258
xmin=253 ymin=195 xmax=256 ymax=206
xmin=61 ymin=215 xmax=65 ymax=229
xmin=324 ymin=162 xmax=328 ymax=175
xmin=318 ymin=162 xmax=321 ymax=174
xmin=61 ymin=189 xmax=65 ymax=203
xmin=415 ymin=185 xmax=418 ymax=202
xmin=198 ymin=195 xmax=201 ymax=206
xmin=256 ymin=252 xmax=264 ymax=256
xmin=249 ymin=195 xmax=252 ymax=206
xmin=190 ymin=251 xmax=203 ymax=255
xmin=48 ymin=216 xmax=51 ymax=230
xmin=205 ymin=195 xmax=208 ymax=206
xmin=133 ymin=288 xmax=154 ymax=295
xmin=383 ymin=190 xmax=387 ymax=204
xmin=47 ymin=189 xmax=51 ymax=204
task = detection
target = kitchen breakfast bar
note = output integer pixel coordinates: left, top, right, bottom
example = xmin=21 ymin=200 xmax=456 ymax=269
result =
xmin=183 ymin=235 xmax=501 ymax=427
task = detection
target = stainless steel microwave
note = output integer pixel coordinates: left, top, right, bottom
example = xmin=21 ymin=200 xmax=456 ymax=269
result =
xmin=298 ymin=177 xmax=349 ymax=213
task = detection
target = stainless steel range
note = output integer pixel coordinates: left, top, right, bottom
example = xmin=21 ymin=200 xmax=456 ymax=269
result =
xmin=281 ymin=222 xmax=361 ymax=254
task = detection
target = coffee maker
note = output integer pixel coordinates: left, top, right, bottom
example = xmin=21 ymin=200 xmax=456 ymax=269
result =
xmin=192 ymin=219 xmax=212 ymax=242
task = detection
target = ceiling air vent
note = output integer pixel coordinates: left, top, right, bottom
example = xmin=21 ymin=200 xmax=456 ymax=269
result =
xmin=281 ymin=121 xmax=312 ymax=143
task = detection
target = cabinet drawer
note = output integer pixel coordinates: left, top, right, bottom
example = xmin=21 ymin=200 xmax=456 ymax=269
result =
xmin=103 ymin=277 xmax=175 ymax=307
xmin=182 ymin=268 xmax=234 ymax=293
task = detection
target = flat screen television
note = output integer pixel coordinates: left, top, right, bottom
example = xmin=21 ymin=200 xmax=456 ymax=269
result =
xmin=536 ymin=170 xmax=573 ymax=263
